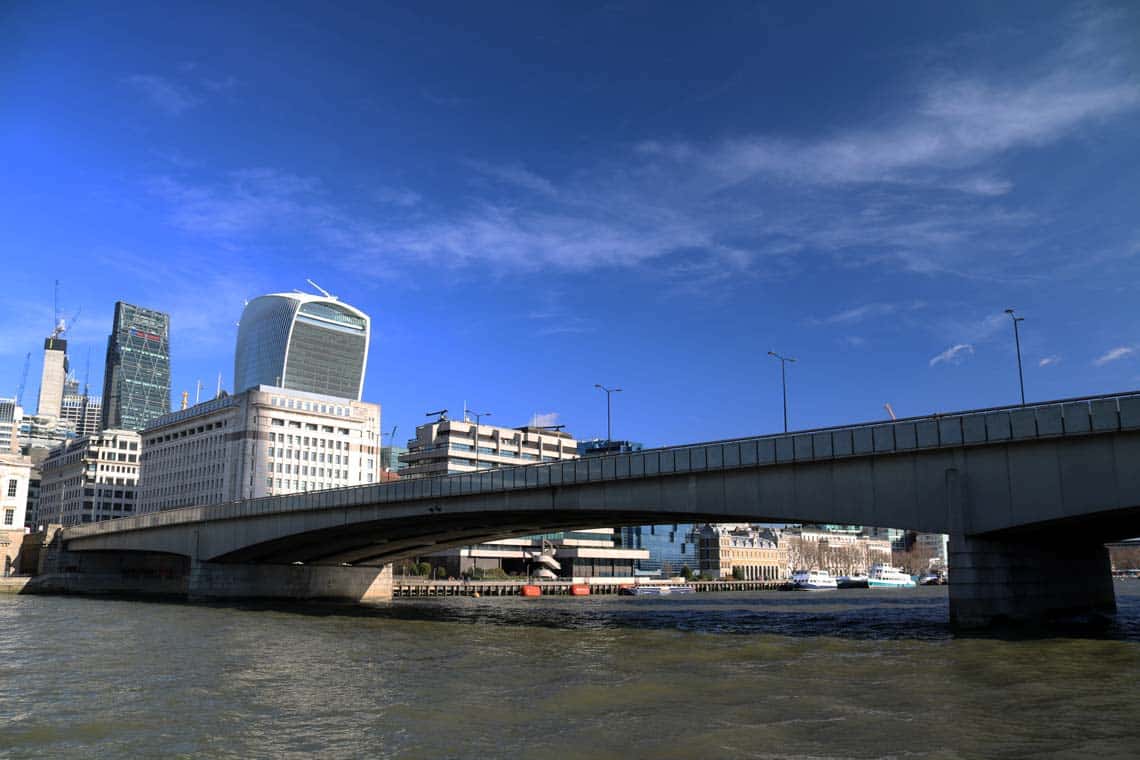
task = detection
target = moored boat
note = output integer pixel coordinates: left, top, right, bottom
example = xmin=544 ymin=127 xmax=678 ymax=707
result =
xmin=867 ymin=564 xmax=917 ymax=588
xmin=792 ymin=569 xmax=838 ymax=590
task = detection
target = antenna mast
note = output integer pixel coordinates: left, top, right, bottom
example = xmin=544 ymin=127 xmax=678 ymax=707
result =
xmin=306 ymin=279 xmax=335 ymax=298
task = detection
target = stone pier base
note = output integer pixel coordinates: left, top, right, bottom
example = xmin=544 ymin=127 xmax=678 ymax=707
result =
xmin=188 ymin=561 xmax=393 ymax=602
xmin=948 ymin=534 xmax=1117 ymax=628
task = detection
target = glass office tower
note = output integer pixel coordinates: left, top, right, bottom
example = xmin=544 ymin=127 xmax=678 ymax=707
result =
xmin=100 ymin=302 xmax=172 ymax=431
xmin=233 ymin=293 xmax=370 ymax=400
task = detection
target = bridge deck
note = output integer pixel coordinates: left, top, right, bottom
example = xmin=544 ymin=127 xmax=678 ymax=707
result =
xmin=64 ymin=391 xmax=1140 ymax=539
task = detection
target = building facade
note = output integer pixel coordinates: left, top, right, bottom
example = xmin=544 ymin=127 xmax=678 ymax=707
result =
xmin=1 ymin=453 xmax=32 ymax=575
xmin=233 ymin=293 xmax=370 ymax=400
xmin=38 ymin=429 xmax=141 ymax=526
xmin=619 ymin=523 xmax=701 ymax=575
xmin=138 ymin=385 xmax=381 ymax=513
xmin=60 ymin=391 xmax=102 ymax=438
xmin=100 ymin=301 xmax=171 ymax=431
xmin=422 ymin=528 xmax=649 ymax=580
xmin=781 ymin=526 xmax=892 ymax=576
xmin=400 ymin=417 xmax=579 ymax=478
xmin=36 ymin=336 xmax=68 ymax=417
xmin=0 ymin=398 xmax=21 ymax=454
xmin=698 ymin=525 xmax=787 ymax=580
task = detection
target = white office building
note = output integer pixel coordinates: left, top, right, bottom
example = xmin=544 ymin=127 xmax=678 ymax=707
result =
xmin=400 ymin=416 xmax=579 ymax=478
xmin=0 ymin=398 xmax=22 ymax=454
xmin=138 ymin=385 xmax=381 ymax=513
xmin=38 ymin=429 xmax=141 ymax=527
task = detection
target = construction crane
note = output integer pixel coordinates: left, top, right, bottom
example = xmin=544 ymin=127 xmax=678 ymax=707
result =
xmin=50 ymin=279 xmax=81 ymax=339
xmin=15 ymin=352 xmax=31 ymax=407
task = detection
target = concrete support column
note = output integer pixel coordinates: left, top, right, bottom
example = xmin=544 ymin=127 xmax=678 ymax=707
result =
xmin=188 ymin=561 xmax=394 ymax=603
xmin=948 ymin=533 xmax=1116 ymax=628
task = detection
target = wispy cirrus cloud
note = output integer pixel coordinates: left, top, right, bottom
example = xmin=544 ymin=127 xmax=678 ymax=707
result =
xmin=1094 ymin=346 xmax=1135 ymax=366
xmin=125 ymin=75 xmax=202 ymax=115
xmin=1038 ymin=355 xmax=1061 ymax=367
xmin=145 ymin=9 xmax=1139 ymax=289
xmin=930 ymin=343 xmax=974 ymax=367
xmin=813 ymin=301 xmax=926 ymax=325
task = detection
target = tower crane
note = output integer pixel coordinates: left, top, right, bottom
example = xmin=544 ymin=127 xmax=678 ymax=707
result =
xmin=15 ymin=352 xmax=31 ymax=407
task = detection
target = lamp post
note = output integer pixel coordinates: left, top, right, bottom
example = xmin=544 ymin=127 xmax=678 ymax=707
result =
xmin=594 ymin=384 xmax=622 ymax=442
xmin=767 ymin=351 xmax=795 ymax=433
xmin=1004 ymin=309 xmax=1026 ymax=406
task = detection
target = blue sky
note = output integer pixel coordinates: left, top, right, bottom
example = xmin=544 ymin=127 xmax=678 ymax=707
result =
xmin=2 ymin=1 xmax=1138 ymax=447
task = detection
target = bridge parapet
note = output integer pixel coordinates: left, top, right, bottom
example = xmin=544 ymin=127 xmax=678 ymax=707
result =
xmin=63 ymin=391 xmax=1140 ymax=541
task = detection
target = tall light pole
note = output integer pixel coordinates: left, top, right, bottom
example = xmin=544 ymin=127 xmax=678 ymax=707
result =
xmin=767 ymin=351 xmax=795 ymax=433
xmin=1004 ymin=309 xmax=1026 ymax=406
xmin=467 ymin=409 xmax=491 ymax=471
xmin=594 ymin=384 xmax=622 ymax=442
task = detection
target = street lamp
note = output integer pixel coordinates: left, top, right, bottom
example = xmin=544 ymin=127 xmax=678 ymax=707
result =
xmin=594 ymin=384 xmax=622 ymax=442
xmin=1004 ymin=309 xmax=1026 ymax=406
xmin=767 ymin=351 xmax=796 ymax=433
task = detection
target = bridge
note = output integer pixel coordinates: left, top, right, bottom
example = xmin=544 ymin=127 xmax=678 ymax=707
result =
xmin=43 ymin=391 xmax=1140 ymax=627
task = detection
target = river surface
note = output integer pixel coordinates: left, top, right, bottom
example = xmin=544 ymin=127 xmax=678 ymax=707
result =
xmin=2 ymin=585 xmax=1140 ymax=759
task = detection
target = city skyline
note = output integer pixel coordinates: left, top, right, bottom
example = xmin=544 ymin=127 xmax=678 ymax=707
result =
xmin=2 ymin=1 xmax=1139 ymax=450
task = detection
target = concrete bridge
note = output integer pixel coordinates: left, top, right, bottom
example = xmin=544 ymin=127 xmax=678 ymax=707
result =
xmin=49 ymin=391 xmax=1140 ymax=627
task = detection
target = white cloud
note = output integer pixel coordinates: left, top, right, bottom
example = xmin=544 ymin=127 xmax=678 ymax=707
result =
xmin=1095 ymin=346 xmax=1135 ymax=366
xmin=124 ymin=75 xmax=202 ymax=115
xmin=1038 ymin=355 xmax=1061 ymax=367
xmin=930 ymin=343 xmax=974 ymax=367
xmin=814 ymin=301 xmax=925 ymax=325
xmin=145 ymin=12 xmax=1140 ymax=288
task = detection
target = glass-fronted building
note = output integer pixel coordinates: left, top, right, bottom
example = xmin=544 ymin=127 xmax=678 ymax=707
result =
xmin=100 ymin=302 xmax=171 ymax=431
xmin=233 ymin=293 xmax=369 ymax=400
xmin=619 ymin=523 xmax=702 ymax=575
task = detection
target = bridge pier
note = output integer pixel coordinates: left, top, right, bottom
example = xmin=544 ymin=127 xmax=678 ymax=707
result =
xmin=948 ymin=534 xmax=1117 ymax=628
xmin=187 ymin=561 xmax=394 ymax=603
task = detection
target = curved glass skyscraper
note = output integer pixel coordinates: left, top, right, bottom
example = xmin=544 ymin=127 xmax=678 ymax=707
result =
xmin=233 ymin=293 xmax=370 ymax=400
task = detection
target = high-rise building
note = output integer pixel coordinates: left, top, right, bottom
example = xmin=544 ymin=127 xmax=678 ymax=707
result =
xmin=60 ymin=390 xmax=101 ymax=438
xmin=38 ymin=429 xmax=141 ymax=526
xmin=36 ymin=337 xmax=68 ymax=417
xmin=233 ymin=293 xmax=370 ymax=400
xmin=137 ymin=385 xmax=381 ymax=513
xmin=100 ymin=302 xmax=171 ymax=432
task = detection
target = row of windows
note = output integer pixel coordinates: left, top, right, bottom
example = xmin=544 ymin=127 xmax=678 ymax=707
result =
xmin=269 ymin=397 xmax=354 ymax=416
xmin=268 ymin=447 xmax=349 ymax=464
xmin=269 ymin=433 xmax=348 ymax=449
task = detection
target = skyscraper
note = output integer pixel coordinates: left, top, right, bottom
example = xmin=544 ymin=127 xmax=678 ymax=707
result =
xmin=233 ymin=292 xmax=370 ymax=400
xmin=100 ymin=302 xmax=171 ymax=431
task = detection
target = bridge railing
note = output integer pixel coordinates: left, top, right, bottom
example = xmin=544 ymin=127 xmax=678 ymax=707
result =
xmin=64 ymin=390 xmax=1140 ymax=538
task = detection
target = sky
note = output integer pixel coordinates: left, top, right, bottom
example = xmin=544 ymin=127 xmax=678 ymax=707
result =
xmin=1 ymin=1 xmax=1138 ymax=448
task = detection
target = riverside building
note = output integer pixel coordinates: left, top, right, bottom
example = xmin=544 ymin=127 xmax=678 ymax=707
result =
xmin=100 ymin=301 xmax=171 ymax=431
xmin=38 ymin=429 xmax=141 ymax=526
xmin=1 ymin=453 xmax=32 ymax=574
xmin=399 ymin=416 xmax=579 ymax=477
xmin=233 ymin=292 xmax=370 ymax=400
xmin=138 ymin=386 xmax=381 ymax=512
xmin=698 ymin=525 xmax=787 ymax=581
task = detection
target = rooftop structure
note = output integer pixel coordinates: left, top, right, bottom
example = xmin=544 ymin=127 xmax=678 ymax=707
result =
xmin=400 ymin=418 xmax=578 ymax=478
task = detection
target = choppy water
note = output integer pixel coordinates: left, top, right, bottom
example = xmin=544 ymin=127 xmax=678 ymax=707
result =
xmin=2 ymin=585 xmax=1139 ymax=759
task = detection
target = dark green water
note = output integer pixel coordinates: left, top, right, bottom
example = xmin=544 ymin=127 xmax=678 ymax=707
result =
xmin=2 ymin=585 xmax=1139 ymax=759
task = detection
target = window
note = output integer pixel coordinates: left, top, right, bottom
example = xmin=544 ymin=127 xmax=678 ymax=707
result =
xmin=3 ymin=509 xmax=12 ymax=525
xmin=6 ymin=479 xmax=16 ymax=497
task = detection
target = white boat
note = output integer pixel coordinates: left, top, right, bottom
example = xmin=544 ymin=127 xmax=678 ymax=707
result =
xmin=867 ymin=564 xmax=917 ymax=588
xmin=792 ymin=569 xmax=838 ymax=590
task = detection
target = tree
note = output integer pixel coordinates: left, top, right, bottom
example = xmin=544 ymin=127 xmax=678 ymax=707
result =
xmin=732 ymin=566 xmax=746 ymax=580
xmin=680 ymin=565 xmax=694 ymax=580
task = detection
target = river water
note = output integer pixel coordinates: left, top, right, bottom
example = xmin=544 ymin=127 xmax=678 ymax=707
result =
xmin=2 ymin=585 xmax=1139 ymax=759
